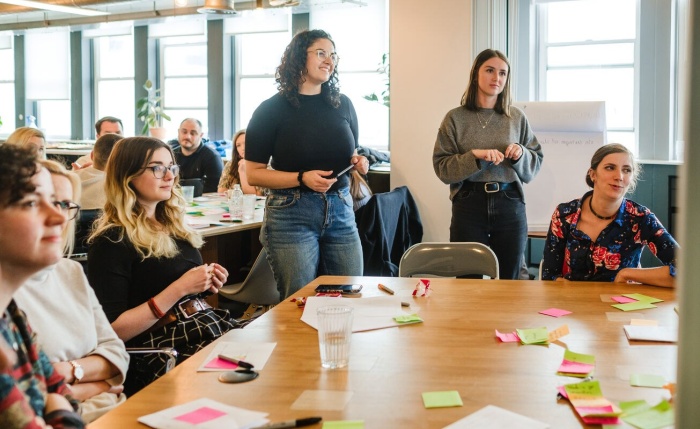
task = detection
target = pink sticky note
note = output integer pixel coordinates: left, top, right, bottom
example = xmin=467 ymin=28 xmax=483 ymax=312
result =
xmin=558 ymin=360 xmax=594 ymax=374
xmin=204 ymin=357 xmax=240 ymax=370
xmin=557 ymin=386 xmax=569 ymax=398
xmin=539 ymin=308 xmax=572 ymax=318
xmin=612 ymin=296 xmax=637 ymax=303
xmin=175 ymin=406 xmax=227 ymax=424
xmin=495 ymin=329 xmax=519 ymax=342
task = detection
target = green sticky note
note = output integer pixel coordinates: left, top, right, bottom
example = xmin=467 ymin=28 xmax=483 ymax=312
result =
xmin=630 ymin=373 xmax=666 ymax=388
xmin=516 ymin=327 xmax=549 ymax=344
xmin=393 ymin=314 xmax=423 ymax=324
xmin=563 ymin=349 xmax=595 ymax=365
xmin=620 ymin=399 xmax=650 ymax=416
xmin=422 ymin=391 xmax=463 ymax=408
xmin=612 ymin=301 xmax=657 ymax=311
xmin=623 ymin=399 xmax=674 ymax=429
xmin=623 ymin=293 xmax=664 ymax=304
xmin=564 ymin=380 xmax=603 ymax=398
xmin=322 ymin=421 xmax=364 ymax=429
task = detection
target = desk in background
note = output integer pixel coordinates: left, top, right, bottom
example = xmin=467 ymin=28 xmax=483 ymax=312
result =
xmin=91 ymin=277 xmax=676 ymax=428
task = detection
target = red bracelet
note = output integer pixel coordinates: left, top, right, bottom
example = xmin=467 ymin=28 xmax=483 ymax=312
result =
xmin=148 ymin=298 xmax=165 ymax=319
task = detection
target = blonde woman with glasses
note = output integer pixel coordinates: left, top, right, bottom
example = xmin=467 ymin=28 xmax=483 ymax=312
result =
xmin=14 ymin=159 xmax=129 ymax=423
xmin=87 ymin=137 xmax=233 ymax=395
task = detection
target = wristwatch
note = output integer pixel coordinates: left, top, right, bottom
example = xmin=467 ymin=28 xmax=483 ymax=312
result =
xmin=69 ymin=360 xmax=84 ymax=384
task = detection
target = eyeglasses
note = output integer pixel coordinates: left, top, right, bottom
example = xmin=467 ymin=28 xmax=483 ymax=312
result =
xmin=143 ymin=164 xmax=180 ymax=179
xmin=54 ymin=200 xmax=81 ymax=220
xmin=308 ymin=49 xmax=339 ymax=65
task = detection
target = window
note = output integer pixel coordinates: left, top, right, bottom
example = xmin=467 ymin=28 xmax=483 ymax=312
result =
xmin=160 ymin=36 xmax=208 ymax=139
xmin=537 ymin=0 xmax=636 ymax=151
xmin=94 ymin=34 xmax=135 ymax=137
xmin=25 ymin=30 xmax=71 ymax=138
xmin=236 ymin=31 xmax=290 ymax=131
xmin=0 ymin=42 xmax=14 ymax=136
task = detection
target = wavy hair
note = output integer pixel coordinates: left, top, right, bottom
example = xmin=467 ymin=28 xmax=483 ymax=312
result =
xmin=0 ymin=144 xmax=39 ymax=207
xmin=219 ymin=129 xmax=246 ymax=189
xmin=6 ymin=126 xmax=47 ymax=159
xmin=276 ymin=29 xmax=341 ymax=108
xmin=89 ymin=137 xmax=202 ymax=259
xmin=460 ymin=49 xmax=512 ymax=117
xmin=40 ymin=159 xmax=81 ymax=256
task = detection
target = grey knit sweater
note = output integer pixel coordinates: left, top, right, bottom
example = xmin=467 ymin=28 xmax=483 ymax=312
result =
xmin=433 ymin=105 xmax=543 ymax=200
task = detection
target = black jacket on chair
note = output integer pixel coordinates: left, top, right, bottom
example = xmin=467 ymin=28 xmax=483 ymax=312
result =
xmin=355 ymin=186 xmax=423 ymax=276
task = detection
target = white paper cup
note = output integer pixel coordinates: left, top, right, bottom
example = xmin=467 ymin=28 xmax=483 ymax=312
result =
xmin=182 ymin=185 xmax=195 ymax=203
xmin=317 ymin=305 xmax=353 ymax=369
xmin=242 ymin=194 xmax=256 ymax=220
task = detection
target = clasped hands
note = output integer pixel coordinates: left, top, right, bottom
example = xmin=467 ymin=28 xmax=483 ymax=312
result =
xmin=473 ymin=143 xmax=523 ymax=165
xmin=180 ymin=263 xmax=229 ymax=295
xmin=301 ymin=155 xmax=370 ymax=193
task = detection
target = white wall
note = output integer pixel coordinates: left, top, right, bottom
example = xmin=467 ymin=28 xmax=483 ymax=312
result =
xmin=389 ymin=0 xmax=472 ymax=242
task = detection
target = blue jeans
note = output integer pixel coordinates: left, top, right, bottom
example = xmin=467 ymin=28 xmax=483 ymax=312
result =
xmin=261 ymin=187 xmax=363 ymax=299
xmin=449 ymin=187 xmax=527 ymax=280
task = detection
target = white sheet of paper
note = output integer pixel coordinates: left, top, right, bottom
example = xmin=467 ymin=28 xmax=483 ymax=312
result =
xmin=443 ymin=405 xmax=549 ymax=429
xmin=197 ymin=342 xmax=276 ymax=372
xmin=138 ymin=397 xmax=268 ymax=429
xmin=300 ymin=296 xmax=411 ymax=332
xmin=623 ymin=325 xmax=678 ymax=342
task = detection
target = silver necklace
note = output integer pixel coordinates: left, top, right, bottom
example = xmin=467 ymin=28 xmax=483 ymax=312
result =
xmin=476 ymin=110 xmax=496 ymax=129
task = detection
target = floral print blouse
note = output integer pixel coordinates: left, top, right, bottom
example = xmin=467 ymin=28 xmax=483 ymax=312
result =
xmin=542 ymin=191 xmax=678 ymax=281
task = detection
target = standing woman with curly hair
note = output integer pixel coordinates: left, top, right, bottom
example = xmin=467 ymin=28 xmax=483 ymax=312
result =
xmin=245 ymin=29 xmax=369 ymax=299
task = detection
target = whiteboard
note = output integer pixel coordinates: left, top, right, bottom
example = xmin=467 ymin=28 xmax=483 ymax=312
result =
xmin=513 ymin=101 xmax=607 ymax=231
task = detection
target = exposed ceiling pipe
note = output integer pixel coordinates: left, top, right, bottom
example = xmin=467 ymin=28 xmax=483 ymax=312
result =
xmin=0 ymin=0 xmax=129 ymax=15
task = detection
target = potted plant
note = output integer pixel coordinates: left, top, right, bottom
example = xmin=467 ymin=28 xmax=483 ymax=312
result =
xmin=364 ymin=53 xmax=390 ymax=107
xmin=136 ymin=79 xmax=171 ymax=140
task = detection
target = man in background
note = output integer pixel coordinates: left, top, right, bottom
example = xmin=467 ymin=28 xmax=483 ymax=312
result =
xmin=75 ymin=133 xmax=122 ymax=210
xmin=173 ymin=118 xmax=223 ymax=194
xmin=72 ymin=116 xmax=123 ymax=170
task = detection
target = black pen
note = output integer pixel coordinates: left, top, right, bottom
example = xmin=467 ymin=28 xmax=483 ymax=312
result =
xmin=252 ymin=417 xmax=322 ymax=429
xmin=217 ymin=354 xmax=254 ymax=369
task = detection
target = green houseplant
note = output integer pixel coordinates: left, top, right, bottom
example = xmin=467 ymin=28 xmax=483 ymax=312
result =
xmin=364 ymin=53 xmax=390 ymax=107
xmin=136 ymin=79 xmax=171 ymax=139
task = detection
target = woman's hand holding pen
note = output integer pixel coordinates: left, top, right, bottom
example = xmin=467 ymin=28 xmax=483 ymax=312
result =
xmin=351 ymin=155 xmax=370 ymax=175
xmin=472 ymin=149 xmax=505 ymax=165
xmin=301 ymin=170 xmax=337 ymax=193
xmin=504 ymin=143 xmax=523 ymax=161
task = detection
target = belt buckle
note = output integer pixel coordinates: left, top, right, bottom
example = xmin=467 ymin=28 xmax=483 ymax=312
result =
xmin=484 ymin=182 xmax=499 ymax=193
xmin=178 ymin=299 xmax=198 ymax=319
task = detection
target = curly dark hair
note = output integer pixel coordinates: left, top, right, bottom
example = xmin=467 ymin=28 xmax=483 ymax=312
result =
xmin=0 ymin=144 xmax=40 ymax=207
xmin=276 ymin=29 xmax=341 ymax=108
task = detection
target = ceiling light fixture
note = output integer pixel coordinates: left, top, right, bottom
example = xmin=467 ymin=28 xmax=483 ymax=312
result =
xmin=0 ymin=0 xmax=109 ymax=16
xmin=197 ymin=0 xmax=237 ymax=14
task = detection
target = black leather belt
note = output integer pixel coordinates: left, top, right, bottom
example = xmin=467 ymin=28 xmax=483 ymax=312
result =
xmin=461 ymin=181 xmax=516 ymax=193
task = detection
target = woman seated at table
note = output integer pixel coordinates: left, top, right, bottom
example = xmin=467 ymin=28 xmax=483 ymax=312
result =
xmin=0 ymin=144 xmax=84 ymax=428
xmin=541 ymin=143 xmax=678 ymax=286
xmin=13 ymin=160 xmax=129 ymax=423
xmin=87 ymin=137 xmax=234 ymax=394
xmin=217 ymin=129 xmax=262 ymax=195
xmin=5 ymin=126 xmax=47 ymax=159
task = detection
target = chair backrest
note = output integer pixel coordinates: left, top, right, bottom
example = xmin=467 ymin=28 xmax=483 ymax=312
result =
xmin=398 ymin=242 xmax=500 ymax=279
xmin=180 ymin=178 xmax=204 ymax=197
xmin=74 ymin=208 xmax=101 ymax=256
xmin=218 ymin=248 xmax=280 ymax=305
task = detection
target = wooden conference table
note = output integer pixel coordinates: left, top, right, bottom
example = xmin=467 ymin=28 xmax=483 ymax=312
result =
xmin=91 ymin=277 xmax=677 ymax=428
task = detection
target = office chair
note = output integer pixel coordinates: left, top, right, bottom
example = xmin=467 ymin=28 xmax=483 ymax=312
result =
xmin=218 ymin=248 xmax=280 ymax=326
xmin=180 ymin=178 xmax=204 ymax=197
xmin=398 ymin=242 xmax=500 ymax=279
xmin=124 ymin=347 xmax=179 ymax=396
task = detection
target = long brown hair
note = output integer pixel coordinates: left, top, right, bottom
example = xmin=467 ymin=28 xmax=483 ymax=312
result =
xmin=220 ymin=129 xmax=246 ymax=189
xmin=460 ymin=49 xmax=512 ymax=117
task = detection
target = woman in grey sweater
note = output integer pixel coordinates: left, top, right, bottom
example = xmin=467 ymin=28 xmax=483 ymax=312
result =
xmin=433 ymin=49 xmax=543 ymax=279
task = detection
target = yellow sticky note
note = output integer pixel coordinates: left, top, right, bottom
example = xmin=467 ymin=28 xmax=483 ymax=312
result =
xmin=322 ymin=421 xmax=365 ymax=429
xmin=516 ymin=327 xmax=549 ymax=344
xmin=422 ymin=391 xmax=463 ymax=408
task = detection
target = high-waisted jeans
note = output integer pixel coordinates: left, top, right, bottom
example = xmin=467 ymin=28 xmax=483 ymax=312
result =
xmin=450 ymin=186 xmax=527 ymax=280
xmin=261 ymin=187 xmax=363 ymax=299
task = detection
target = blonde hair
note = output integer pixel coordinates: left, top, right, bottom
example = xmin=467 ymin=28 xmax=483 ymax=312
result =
xmin=40 ymin=159 xmax=81 ymax=256
xmin=349 ymin=170 xmax=371 ymax=202
xmin=89 ymin=137 xmax=202 ymax=259
xmin=6 ymin=127 xmax=47 ymax=159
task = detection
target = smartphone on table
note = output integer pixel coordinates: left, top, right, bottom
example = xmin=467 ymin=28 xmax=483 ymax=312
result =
xmin=314 ymin=284 xmax=363 ymax=294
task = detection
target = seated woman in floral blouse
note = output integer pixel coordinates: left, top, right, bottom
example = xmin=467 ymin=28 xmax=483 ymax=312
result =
xmin=542 ymin=143 xmax=678 ymax=287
